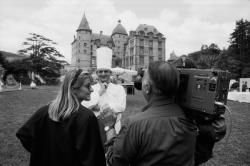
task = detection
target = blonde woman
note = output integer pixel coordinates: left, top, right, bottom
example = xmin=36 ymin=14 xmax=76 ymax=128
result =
xmin=16 ymin=69 xmax=106 ymax=166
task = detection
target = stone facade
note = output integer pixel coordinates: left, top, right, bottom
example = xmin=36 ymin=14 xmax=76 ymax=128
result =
xmin=124 ymin=25 xmax=166 ymax=70
xmin=71 ymin=14 xmax=166 ymax=71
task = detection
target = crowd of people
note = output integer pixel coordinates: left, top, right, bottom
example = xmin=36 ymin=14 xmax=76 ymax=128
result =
xmin=16 ymin=47 xmax=226 ymax=166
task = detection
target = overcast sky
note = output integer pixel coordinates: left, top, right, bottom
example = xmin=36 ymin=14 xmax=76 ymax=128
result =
xmin=0 ymin=0 xmax=250 ymax=62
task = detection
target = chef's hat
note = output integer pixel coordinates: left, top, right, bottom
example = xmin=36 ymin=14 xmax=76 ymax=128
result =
xmin=96 ymin=47 xmax=112 ymax=71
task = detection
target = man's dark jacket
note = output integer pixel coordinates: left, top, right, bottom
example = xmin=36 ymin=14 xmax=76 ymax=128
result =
xmin=107 ymin=96 xmax=197 ymax=166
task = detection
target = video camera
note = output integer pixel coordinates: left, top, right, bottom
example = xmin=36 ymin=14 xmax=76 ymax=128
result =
xmin=134 ymin=67 xmax=230 ymax=116
xmin=176 ymin=68 xmax=230 ymax=116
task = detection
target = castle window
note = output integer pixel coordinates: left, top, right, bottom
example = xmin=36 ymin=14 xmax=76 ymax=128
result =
xmin=130 ymin=48 xmax=133 ymax=55
xmin=157 ymin=33 xmax=162 ymax=38
xmin=126 ymin=57 xmax=129 ymax=66
xmin=91 ymin=56 xmax=96 ymax=66
xmin=149 ymin=56 xmax=153 ymax=62
xmin=84 ymin=50 xmax=87 ymax=54
xmin=139 ymin=31 xmax=145 ymax=36
xmin=139 ymin=55 xmax=144 ymax=65
xmin=84 ymin=43 xmax=87 ymax=47
xmin=130 ymin=56 xmax=133 ymax=65
xmin=140 ymin=39 xmax=144 ymax=46
xmin=158 ymin=41 xmax=162 ymax=47
xmin=147 ymin=32 xmax=153 ymax=37
xmin=130 ymin=39 xmax=134 ymax=46
xmin=158 ymin=48 xmax=162 ymax=54
xmin=140 ymin=47 xmax=144 ymax=55
xmin=149 ymin=47 xmax=153 ymax=56
xmin=149 ymin=40 xmax=153 ymax=47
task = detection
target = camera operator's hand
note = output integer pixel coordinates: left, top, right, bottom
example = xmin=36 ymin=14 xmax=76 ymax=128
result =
xmin=210 ymin=115 xmax=226 ymax=141
xmin=198 ymin=114 xmax=226 ymax=142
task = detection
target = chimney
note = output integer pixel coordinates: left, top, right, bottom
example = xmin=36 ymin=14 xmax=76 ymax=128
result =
xmin=100 ymin=31 xmax=103 ymax=35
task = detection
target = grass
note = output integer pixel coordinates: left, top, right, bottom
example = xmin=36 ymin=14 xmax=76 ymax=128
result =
xmin=0 ymin=86 xmax=250 ymax=166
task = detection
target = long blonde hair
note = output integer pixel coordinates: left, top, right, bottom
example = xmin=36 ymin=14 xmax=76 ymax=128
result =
xmin=48 ymin=70 xmax=89 ymax=121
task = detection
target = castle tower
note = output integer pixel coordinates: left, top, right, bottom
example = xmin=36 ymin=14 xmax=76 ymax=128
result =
xmin=170 ymin=50 xmax=178 ymax=61
xmin=71 ymin=14 xmax=92 ymax=70
xmin=111 ymin=20 xmax=128 ymax=67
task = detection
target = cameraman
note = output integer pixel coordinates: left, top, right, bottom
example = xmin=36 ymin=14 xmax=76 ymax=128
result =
xmin=171 ymin=56 xmax=227 ymax=165
xmin=105 ymin=61 xmax=197 ymax=166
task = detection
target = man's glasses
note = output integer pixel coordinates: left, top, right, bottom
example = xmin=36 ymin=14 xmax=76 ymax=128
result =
xmin=97 ymin=70 xmax=110 ymax=74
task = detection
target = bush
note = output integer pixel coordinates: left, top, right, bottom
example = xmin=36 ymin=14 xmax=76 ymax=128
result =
xmin=231 ymin=81 xmax=239 ymax=90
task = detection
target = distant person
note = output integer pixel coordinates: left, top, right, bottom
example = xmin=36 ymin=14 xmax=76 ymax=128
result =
xmin=106 ymin=61 xmax=197 ymax=166
xmin=16 ymin=69 xmax=106 ymax=166
xmin=242 ymin=82 xmax=248 ymax=92
xmin=116 ymin=76 xmax=124 ymax=84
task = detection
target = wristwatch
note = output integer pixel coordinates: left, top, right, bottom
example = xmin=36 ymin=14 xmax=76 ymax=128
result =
xmin=104 ymin=126 xmax=114 ymax=132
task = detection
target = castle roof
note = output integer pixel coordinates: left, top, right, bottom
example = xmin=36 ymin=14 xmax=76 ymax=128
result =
xmin=77 ymin=14 xmax=91 ymax=31
xmin=92 ymin=34 xmax=114 ymax=47
xmin=135 ymin=24 xmax=161 ymax=35
xmin=112 ymin=20 xmax=128 ymax=36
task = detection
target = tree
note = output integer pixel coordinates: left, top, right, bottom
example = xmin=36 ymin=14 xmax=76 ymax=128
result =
xmin=229 ymin=19 xmax=250 ymax=77
xmin=18 ymin=33 xmax=68 ymax=84
xmin=199 ymin=43 xmax=221 ymax=69
xmin=188 ymin=43 xmax=221 ymax=69
xmin=0 ymin=52 xmax=6 ymax=84
xmin=0 ymin=52 xmax=5 ymax=65
xmin=0 ymin=51 xmax=30 ymax=84
xmin=216 ymin=48 xmax=241 ymax=79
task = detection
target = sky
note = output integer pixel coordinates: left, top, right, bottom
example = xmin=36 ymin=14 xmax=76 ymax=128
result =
xmin=0 ymin=0 xmax=250 ymax=63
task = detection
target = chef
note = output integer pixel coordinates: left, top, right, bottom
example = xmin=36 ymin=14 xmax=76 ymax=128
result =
xmin=82 ymin=47 xmax=126 ymax=142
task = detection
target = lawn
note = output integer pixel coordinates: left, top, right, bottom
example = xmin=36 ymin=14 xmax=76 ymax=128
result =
xmin=0 ymin=86 xmax=250 ymax=166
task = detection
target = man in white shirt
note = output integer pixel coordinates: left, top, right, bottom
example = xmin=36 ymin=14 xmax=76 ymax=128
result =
xmin=82 ymin=47 xmax=126 ymax=139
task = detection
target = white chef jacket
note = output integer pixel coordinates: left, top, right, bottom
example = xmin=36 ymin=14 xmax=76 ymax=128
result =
xmin=82 ymin=82 xmax=126 ymax=133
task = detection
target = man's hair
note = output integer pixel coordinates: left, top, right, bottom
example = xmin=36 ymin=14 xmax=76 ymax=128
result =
xmin=148 ymin=61 xmax=179 ymax=97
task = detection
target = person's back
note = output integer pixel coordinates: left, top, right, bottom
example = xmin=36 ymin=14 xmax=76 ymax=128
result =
xmin=16 ymin=70 xmax=106 ymax=166
xmin=19 ymin=105 xmax=104 ymax=166
xmin=112 ymin=98 xmax=196 ymax=166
